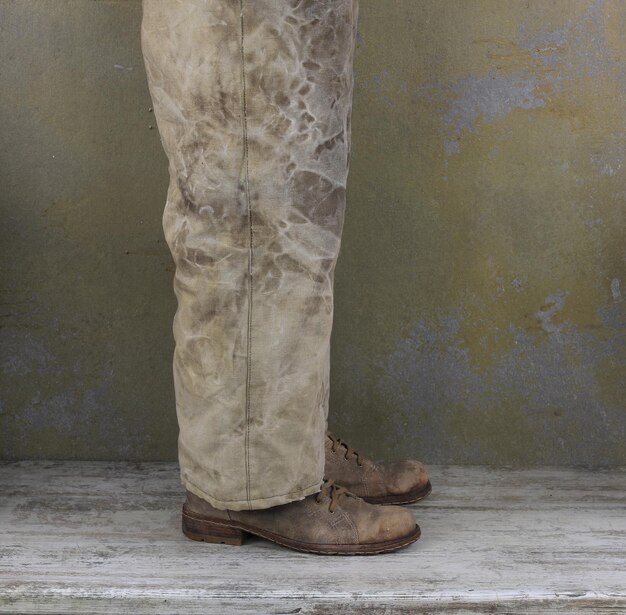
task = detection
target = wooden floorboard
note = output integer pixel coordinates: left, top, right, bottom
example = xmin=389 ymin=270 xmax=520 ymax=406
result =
xmin=1 ymin=461 xmax=625 ymax=614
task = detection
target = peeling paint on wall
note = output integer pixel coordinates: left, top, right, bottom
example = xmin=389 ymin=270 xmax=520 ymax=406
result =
xmin=444 ymin=70 xmax=547 ymax=154
xmin=372 ymin=299 xmax=624 ymax=465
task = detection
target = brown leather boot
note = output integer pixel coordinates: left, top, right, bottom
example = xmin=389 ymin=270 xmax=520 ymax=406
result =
xmin=182 ymin=479 xmax=420 ymax=555
xmin=325 ymin=432 xmax=432 ymax=505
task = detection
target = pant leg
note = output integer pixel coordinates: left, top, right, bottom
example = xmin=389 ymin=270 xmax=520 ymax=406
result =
xmin=141 ymin=0 xmax=358 ymax=510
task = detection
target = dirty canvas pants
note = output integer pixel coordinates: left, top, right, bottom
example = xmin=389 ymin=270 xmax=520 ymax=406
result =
xmin=141 ymin=0 xmax=359 ymax=510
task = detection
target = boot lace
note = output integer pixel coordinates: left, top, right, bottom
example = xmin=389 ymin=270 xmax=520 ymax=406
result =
xmin=315 ymin=478 xmax=356 ymax=513
xmin=327 ymin=431 xmax=364 ymax=467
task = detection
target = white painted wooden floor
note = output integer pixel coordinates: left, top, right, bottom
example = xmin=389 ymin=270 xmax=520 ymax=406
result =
xmin=1 ymin=462 xmax=625 ymax=614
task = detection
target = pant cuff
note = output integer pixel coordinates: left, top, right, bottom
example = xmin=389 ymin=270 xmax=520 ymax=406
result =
xmin=181 ymin=472 xmax=324 ymax=511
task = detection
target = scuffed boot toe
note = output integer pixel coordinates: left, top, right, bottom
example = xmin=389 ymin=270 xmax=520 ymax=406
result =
xmin=382 ymin=460 xmax=431 ymax=497
xmin=358 ymin=502 xmax=419 ymax=545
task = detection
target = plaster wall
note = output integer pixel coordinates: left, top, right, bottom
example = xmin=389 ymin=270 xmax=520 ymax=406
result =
xmin=1 ymin=1 xmax=624 ymax=465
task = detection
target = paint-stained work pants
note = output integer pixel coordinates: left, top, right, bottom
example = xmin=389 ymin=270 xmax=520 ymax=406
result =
xmin=141 ymin=0 xmax=358 ymax=510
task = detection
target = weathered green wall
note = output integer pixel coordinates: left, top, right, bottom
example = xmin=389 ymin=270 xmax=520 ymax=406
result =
xmin=1 ymin=1 xmax=624 ymax=466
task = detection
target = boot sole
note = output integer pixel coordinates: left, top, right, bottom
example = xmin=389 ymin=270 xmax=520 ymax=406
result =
xmin=362 ymin=480 xmax=433 ymax=506
xmin=181 ymin=505 xmax=421 ymax=555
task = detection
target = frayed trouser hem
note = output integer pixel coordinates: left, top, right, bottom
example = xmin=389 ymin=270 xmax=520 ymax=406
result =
xmin=181 ymin=472 xmax=324 ymax=512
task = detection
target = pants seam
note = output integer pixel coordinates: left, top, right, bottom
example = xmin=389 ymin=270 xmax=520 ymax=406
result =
xmin=239 ymin=0 xmax=253 ymax=509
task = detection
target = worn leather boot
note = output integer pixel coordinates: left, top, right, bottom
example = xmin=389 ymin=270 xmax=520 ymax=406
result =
xmin=325 ymin=432 xmax=432 ymax=505
xmin=182 ymin=479 xmax=420 ymax=555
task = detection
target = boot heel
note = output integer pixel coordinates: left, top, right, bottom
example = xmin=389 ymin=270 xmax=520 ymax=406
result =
xmin=182 ymin=509 xmax=246 ymax=546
